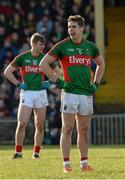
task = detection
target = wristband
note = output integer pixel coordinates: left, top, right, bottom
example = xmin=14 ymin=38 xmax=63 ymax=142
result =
xmin=17 ymin=82 xmax=21 ymax=87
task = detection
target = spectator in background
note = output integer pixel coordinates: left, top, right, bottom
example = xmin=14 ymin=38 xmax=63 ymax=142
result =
xmin=26 ymin=12 xmax=36 ymax=35
xmin=9 ymin=13 xmax=25 ymax=33
xmin=0 ymin=81 xmax=10 ymax=117
xmin=47 ymin=86 xmax=61 ymax=144
xmin=0 ymin=99 xmax=9 ymax=117
xmin=11 ymin=86 xmax=20 ymax=117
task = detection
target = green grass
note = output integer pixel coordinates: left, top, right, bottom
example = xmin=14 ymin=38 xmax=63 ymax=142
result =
xmin=0 ymin=145 xmax=125 ymax=179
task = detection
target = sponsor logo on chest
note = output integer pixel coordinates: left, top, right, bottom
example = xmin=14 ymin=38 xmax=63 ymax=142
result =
xmin=69 ymin=56 xmax=91 ymax=66
xmin=25 ymin=66 xmax=40 ymax=73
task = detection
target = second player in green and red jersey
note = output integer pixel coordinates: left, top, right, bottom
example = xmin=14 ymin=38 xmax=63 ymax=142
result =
xmin=11 ymin=50 xmax=45 ymax=91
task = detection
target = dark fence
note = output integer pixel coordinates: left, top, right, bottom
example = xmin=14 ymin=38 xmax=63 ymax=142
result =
xmin=0 ymin=114 xmax=125 ymax=145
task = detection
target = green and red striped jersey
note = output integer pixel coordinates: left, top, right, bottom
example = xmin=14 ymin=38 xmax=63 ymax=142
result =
xmin=11 ymin=50 xmax=44 ymax=90
xmin=48 ymin=37 xmax=100 ymax=95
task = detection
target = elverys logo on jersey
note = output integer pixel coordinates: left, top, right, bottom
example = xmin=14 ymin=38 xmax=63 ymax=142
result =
xmin=69 ymin=55 xmax=91 ymax=66
xmin=25 ymin=66 xmax=40 ymax=73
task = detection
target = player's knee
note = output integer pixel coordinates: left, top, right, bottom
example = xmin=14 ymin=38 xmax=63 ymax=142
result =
xmin=79 ymin=126 xmax=88 ymax=134
xmin=78 ymin=126 xmax=89 ymax=140
xmin=62 ymin=125 xmax=73 ymax=136
xmin=17 ymin=121 xmax=27 ymax=130
xmin=35 ymin=121 xmax=44 ymax=132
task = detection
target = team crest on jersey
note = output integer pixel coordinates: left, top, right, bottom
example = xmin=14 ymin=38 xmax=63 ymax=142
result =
xmin=32 ymin=60 xmax=38 ymax=65
xmin=86 ymin=48 xmax=89 ymax=54
xmin=76 ymin=48 xmax=83 ymax=55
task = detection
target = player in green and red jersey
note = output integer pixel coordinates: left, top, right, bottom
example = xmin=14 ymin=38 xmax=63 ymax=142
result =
xmin=40 ymin=15 xmax=105 ymax=172
xmin=4 ymin=33 xmax=51 ymax=159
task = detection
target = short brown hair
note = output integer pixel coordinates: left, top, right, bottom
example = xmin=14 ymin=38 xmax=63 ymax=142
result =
xmin=68 ymin=15 xmax=85 ymax=27
xmin=30 ymin=32 xmax=46 ymax=44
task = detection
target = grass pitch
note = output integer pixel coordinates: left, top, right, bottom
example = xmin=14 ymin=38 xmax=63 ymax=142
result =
xmin=0 ymin=145 xmax=125 ymax=179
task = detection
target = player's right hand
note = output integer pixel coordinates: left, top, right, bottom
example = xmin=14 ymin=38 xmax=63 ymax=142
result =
xmin=56 ymin=79 xmax=74 ymax=92
xmin=56 ymin=78 xmax=65 ymax=89
xmin=64 ymin=82 xmax=74 ymax=92
xmin=17 ymin=82 xmax=28 ymax=90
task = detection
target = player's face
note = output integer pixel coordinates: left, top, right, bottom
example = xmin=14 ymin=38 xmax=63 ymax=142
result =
xmin=68 ymin=21 xmax=84 ymax=40
xmin=33 ymin=41 xmax=45 ymax=54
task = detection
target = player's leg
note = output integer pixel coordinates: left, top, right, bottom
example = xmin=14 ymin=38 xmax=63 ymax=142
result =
xmin=60 ymin=92 xmax=78 ymax=172
xmin=76 ymin=114 xmax=94 ymax=171
xmin=76 ymin=94 xmax=94 ymax=172
xmin=60 ymin=112 xmax=75 ymax=172
xmin=32 ymin=90 xmax=48 ymax=158
xmin=12 ymin=104 xmax=32 ymax=159
xmin=32 ymin=107 xmax=46 ymax=158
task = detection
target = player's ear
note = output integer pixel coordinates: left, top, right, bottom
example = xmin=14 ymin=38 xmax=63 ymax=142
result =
xmin=80 ymin=26 xmax=84 ymax=32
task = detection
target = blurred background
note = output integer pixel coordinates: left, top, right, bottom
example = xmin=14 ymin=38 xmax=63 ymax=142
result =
xmin=0 ymin=0 xmax=125 ymax=145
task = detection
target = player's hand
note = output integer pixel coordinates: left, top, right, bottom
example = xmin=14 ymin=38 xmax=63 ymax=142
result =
xmin=56 ymin=79 xmax=74 ymax=92
xmin=17 ymin=82 xmax=28 ymax=90
xmin=56 ymin=78 xmax=65 ymax=89
xmin=89 ymin=82 xmax=99 ymax=94
xmin=64 ymin=82 xmax=74 ymax=92
xmin=42 ymin=80 xmax=52 ymax=89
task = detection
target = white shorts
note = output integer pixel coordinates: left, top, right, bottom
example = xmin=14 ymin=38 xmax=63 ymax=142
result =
xmin=20 ymin=90 xmax=48 ymax=108
xmin=61 ymin=92 xmax=93 ymax=115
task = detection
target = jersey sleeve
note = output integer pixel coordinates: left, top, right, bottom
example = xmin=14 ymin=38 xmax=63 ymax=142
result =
xmin=90 ymin=42 xmax=100 ymax=58
xmin=10 ymin=55 xmax=22 ymax=67
xmin=48 ymin=43 xmax=62 ymax=59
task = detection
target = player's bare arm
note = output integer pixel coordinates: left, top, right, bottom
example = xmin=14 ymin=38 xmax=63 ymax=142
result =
xmin=93 ymin=54 xmax=105 ymax=84
xmin=4 ymin=64 xmax=18 ymax=86
xmin=53 ymin=65 xmax=62 ymax=77
xmin=39 ymin=54 xmax=58 ymax=82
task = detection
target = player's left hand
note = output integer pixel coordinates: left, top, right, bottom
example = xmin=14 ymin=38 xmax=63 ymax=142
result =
xmin=64 ymin=82 xmax=74 ymax=92
xmin=89 ymin=82 xmax=99 ymax=94
xmin=17 ymin=82 xmax=28 ymax=90
xmin=42 ymin=80 xmax=52 ymax=89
